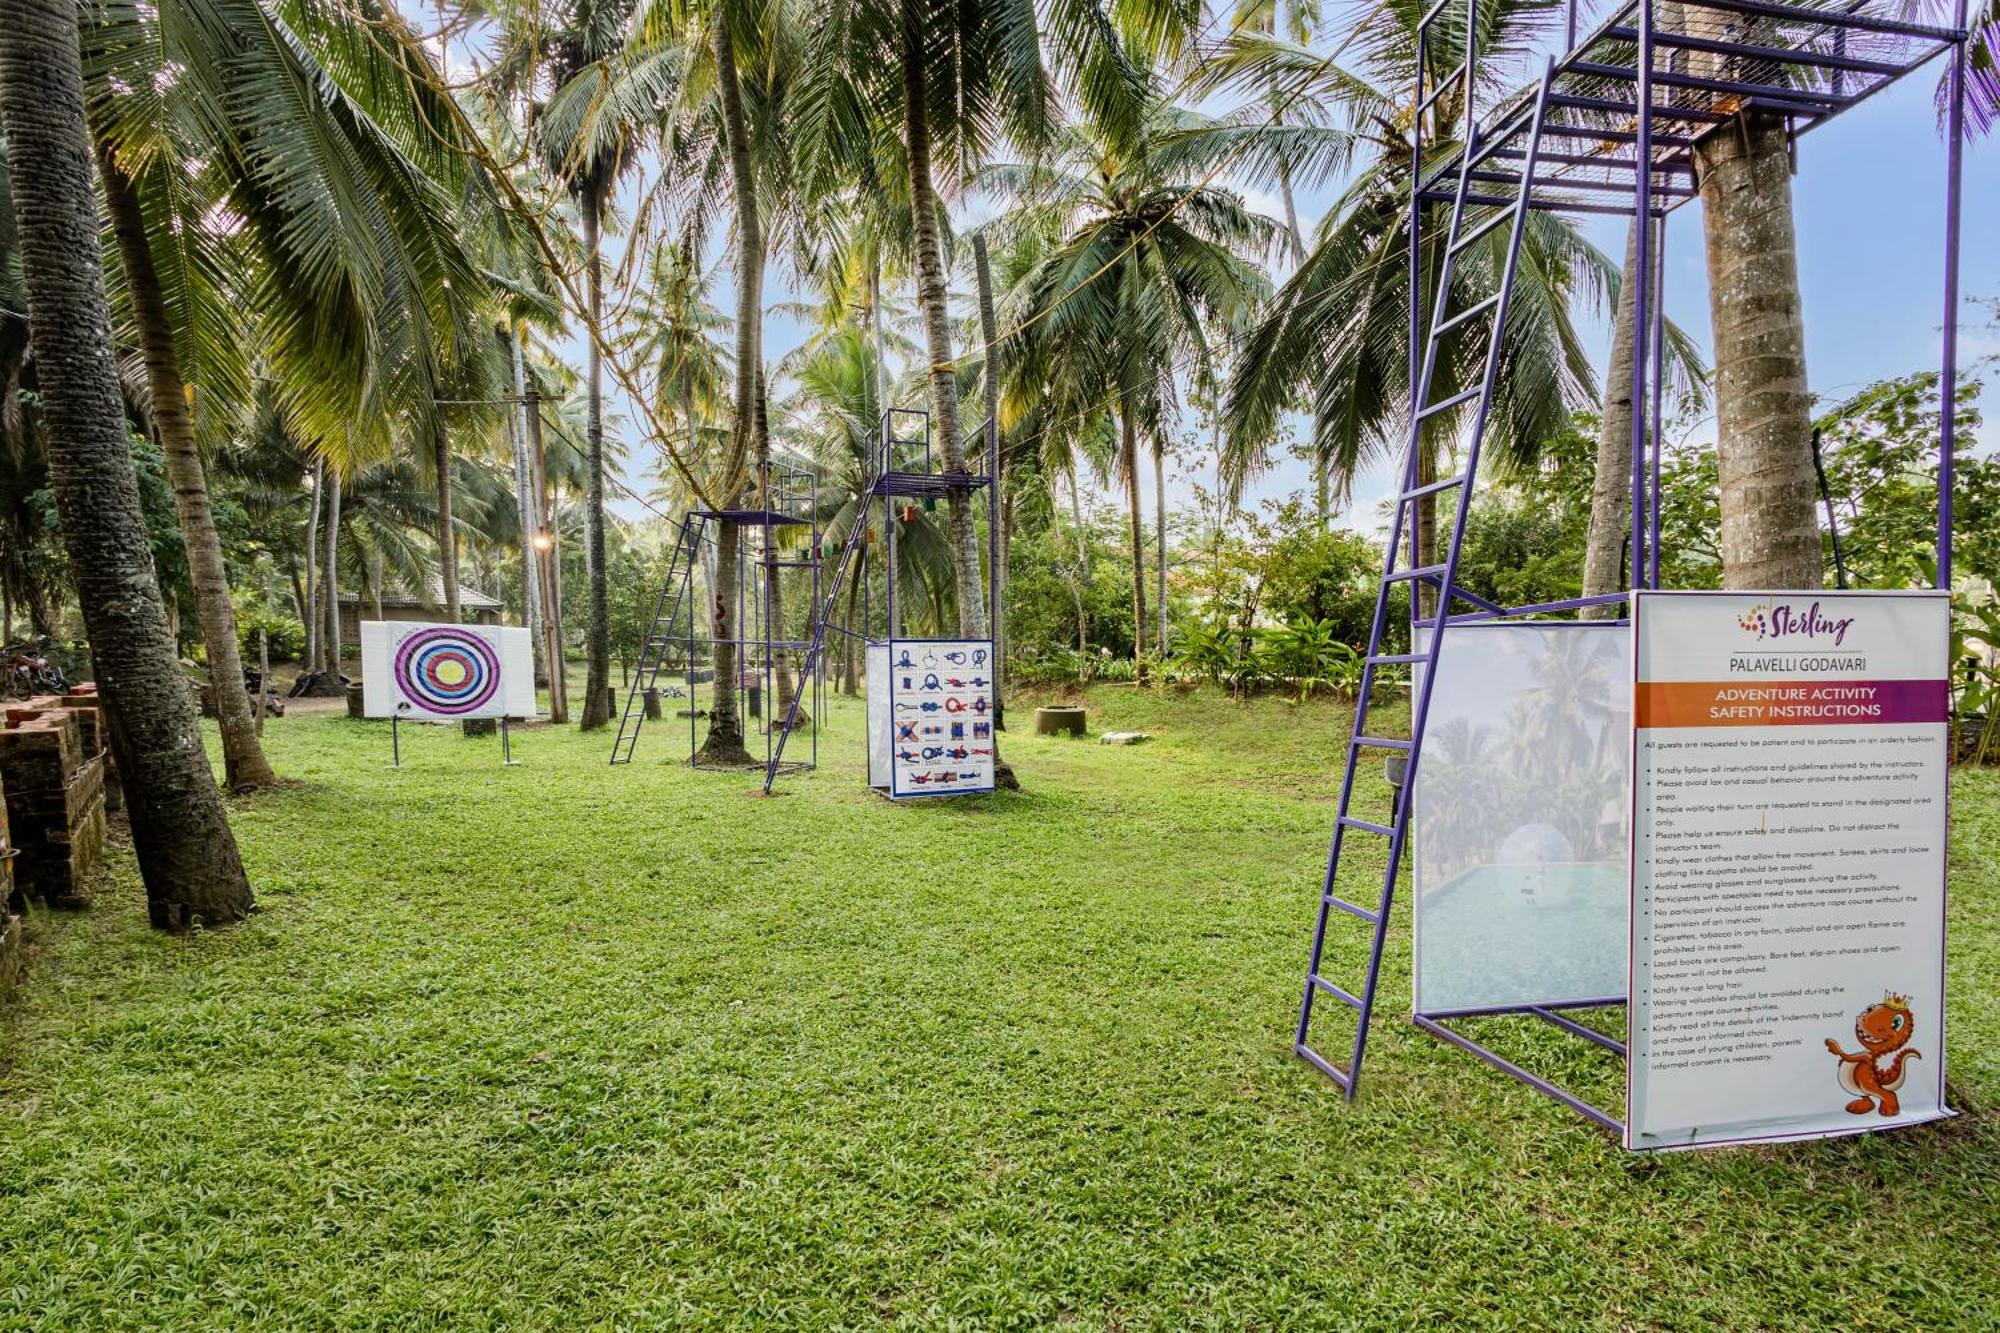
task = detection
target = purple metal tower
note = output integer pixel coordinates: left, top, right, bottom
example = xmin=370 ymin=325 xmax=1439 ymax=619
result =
xmin=609 ymin=458 xmax=824 ymax=780
xmin=764 ymin=407 xmax=1001 ymax=793
xmin=1295 ymin=0 xmax=1972 ymax=1130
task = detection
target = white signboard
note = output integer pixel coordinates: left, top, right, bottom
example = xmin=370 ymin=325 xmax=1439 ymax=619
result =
xmin=1627 ymin=591 xmax=1951 ymax=1150
xmin=1412 ymin=624 xmax=1630 ymax=1015
xmin=886 ymin=638 xmax=995 ymax=797
xmin=360 ymin=621 xmax=536 ymax=722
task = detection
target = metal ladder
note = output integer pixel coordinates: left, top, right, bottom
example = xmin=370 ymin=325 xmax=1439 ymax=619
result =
xmin=1294 ymin=44 xmax=1558 ymax=1097
xmin=608 ymin=516 xmax=701 ymax=765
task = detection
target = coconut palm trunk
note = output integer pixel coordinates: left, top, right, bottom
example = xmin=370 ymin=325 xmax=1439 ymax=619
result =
xmin=432 ymin=415 xmax=460 ymax=619
xmin=1581 ymin=223 xmax=1641 ymax=618
xmin=305 ymin=458 xmax=323 ymax=669
xmin=756 ymin=363 xmax=800 ymax=719
xmin=899 ymin=0 xmax=1013 ymax=787
xmin=94 ymin=143 xmax=276 ymax=789
xmin=323 ymin=469 xmax=342 ymax=666
xmin=971 ymin=234 xmax=1007 ymax=727
xmin=699 ymin=7 xmax=757 ymax=765
xmin=1154 ymin=441 xmax=1167 ymax=656
xmin=1695 ymin=113 xmax=1822 ymax=590
xmin=1120 ymin=397 xmax=1149 ymax=679
xmin=0 ymin=0 xmax=252 ymax=926
xmin=899 ymin=1 xmax=980 ymax=633
xmin=580 ymin=182 xmax=614 ymax=729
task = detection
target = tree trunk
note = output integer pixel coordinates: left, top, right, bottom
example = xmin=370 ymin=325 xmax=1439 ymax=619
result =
xmin=699 ymin=7 xmax=757 ymax=765
xmin=901 ymin=2 xmax=1011 ymax=786
xmin=1581 ymin=223 xmax=1640 ymax=619
xmin=1271 ymin=0 xmax=1307 ymax=265
xmin=971 ymin=234 xmax=1013 ymax=748
xmin=900 ymin=0 xmax=982 ymax=638
xmin=305 ymin=459 xmax=323 ymax=670
xmin=524 ymin=388 xmax=566 ymax=720
xmin=1154 ymin=440 xmax=1167 ymax=657
xmin=507 ymin=322 xmax=546 ymax=686
xmin=432 ymin=415 xmax=460 ymax=619
xmin=869 ymin=260 xmax=888 ymax=410
xmin=323 ymin=469 xmax=342 ymax=667
xmin=1121 ymin=399 xmax=1148 ymax=680
xmin=94 ymin=143 xmax=275 ymax=789
xmin=0 ymin=0 xmax=252 ymax=926
xmin=757 ymin=360 xmax=800 ymax=720
xmin=579 ymin=182 xmax=613 ymax=729
xmin=841 ymin=542 xmax=862 ymax=696
xmin=1696 ymin=113 xmax=1822 ymax=590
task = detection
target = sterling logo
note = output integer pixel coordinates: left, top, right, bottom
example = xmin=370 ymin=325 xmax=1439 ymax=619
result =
xmin=1737 ymin=598 xmax=1856 ymax=647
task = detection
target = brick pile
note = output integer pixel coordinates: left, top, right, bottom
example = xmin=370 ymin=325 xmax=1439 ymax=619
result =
xmin=1 ymin=689 xmax=110 ymax=910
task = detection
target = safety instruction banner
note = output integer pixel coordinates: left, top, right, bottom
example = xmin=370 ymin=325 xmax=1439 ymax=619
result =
xmin=886 ymin=638 xmax=995 ymax=797
xmin=1626 ymin=591 xmax=1952 ymax=1150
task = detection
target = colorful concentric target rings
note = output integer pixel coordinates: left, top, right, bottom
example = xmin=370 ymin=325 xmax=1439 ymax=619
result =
xmin=392 ymin=628 xmax=502 ymax=716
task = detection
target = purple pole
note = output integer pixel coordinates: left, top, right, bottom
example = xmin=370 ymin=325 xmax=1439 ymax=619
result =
xmin=1630 ymin=0 xmax=1654 ymax=593
xmin=1648 ymin=214 xmax=1666 ymax=588
xmin=1938 ymin=14 xmax=1967 ymax=587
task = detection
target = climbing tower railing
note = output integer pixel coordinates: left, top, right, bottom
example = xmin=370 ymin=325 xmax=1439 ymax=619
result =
xmin=1295 ymin=0 xmax=1972 ymax=1122
xmin=764 ymin=406 xmax=1000 ymax=794
xmin=609 ymin=458 xmax=824 ymax=779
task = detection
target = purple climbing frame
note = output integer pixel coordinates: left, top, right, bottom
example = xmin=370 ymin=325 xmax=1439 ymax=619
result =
xmin=1295 ymin=0 xmax=1973 ymax=1137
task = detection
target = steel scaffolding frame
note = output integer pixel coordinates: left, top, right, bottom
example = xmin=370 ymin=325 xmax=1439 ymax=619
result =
xmin=1294 ymin=0 xmax=1973 ymax=1133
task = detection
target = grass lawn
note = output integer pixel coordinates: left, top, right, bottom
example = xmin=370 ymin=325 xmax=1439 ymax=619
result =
xmin=3 ymin=683 xmax=1997 ymax=1328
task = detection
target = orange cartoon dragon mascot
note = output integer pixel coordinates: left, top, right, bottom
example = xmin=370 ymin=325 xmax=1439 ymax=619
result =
xmin=1825 ymin=994 xmax=1921 ymax=1116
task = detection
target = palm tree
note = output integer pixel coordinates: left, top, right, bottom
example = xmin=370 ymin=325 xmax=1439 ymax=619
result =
xmin=778 ymin=327 xmax=955 ymax=683
xmin=1201 ymin=9 xmax=1647 ymax=582
xmin=516 ymin=0 xmax=670 ymax=729
xmin=0 ymin=0 xmax=252 ymax=927
xmin=82 ymin=0 xmax=498 ymax=783
xmin=1691 ymin=1 xmax=1994 ymax=590
xmin=991 ymin=106 xmax=1275 ymax=680
xmin=808 ymin=0 xmax=1166 ymax=779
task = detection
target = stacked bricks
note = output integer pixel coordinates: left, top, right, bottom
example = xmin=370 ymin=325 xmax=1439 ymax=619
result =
xmin=55 ymin=684 xmax=120 ymax=811
xmin=1 ymin=691 xmax=110 ymax=910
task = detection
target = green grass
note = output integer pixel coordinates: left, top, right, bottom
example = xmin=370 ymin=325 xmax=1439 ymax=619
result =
xmin=2 ymin=684 xmax=1997 ymax=1329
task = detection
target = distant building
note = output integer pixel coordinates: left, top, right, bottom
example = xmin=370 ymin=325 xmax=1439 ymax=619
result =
xmin=338 ymin=579 xmax=503 ymax=647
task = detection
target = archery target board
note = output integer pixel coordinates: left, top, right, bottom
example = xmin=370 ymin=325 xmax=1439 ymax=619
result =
xmin=361 ymin=621 xmax=535 ymax=722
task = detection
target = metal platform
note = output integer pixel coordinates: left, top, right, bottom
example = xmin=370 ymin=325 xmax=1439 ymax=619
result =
xmin=1415 ymin=0 xmax=1964 ymax=220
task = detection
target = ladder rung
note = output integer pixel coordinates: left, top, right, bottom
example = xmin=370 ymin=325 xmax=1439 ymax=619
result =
xmin=1385 ymin=564 xmax=1447 ymax=583
xmin=1353 ymin=736 xmax=1412 ymax=750
xmin=1416 ymin=0 xmax=1452 ymax=31
xmin=1487 ymin=147 xmax=1695 ymax=177
xmin=1415 ymin=386 xmax=1481 ymax=419
xmin=1338 ymin=816 xmax=1396 ymax=838
xmin=1402 ymin=474 xmax=1467 ymax=501
xmin=1534 ymin=123 xmax=1697 ymax=150
xmin=1323 ymin=894 xmax=1381 ymax=924
xmin=1311 ymin=974 xmax=1366 ymax=1008
xmin=1548 ymin=93 xmax=1728 ymax=125
xmin=1468 ymin=169 xmax=1696 ymax=199
xmin=1573 ymin=60 xmax=1855 ymax=111
xmin=1448 ymin=207 xmax=1516 ymax=254
xmin=1435 ymin=295 xmax=1501 ymax=339
xmin=1601 ymin=25 xmax=1906 ymax=78
xmin=1295 ymin=1042 xmax=1352 ymax=1091
xmin=1366 ymin=653 xmax=1427 ymax=666
xmin=1669 ymin=0 xmax=1960 ymax=41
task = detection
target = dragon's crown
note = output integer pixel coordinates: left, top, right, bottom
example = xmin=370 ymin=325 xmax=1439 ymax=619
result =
xmin=1882 ymin=992 xmax=1912 ymax=1012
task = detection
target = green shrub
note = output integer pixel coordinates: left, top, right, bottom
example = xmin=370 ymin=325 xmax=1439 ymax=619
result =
xmin=238 ymin=606 xmax=308 ymax=664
